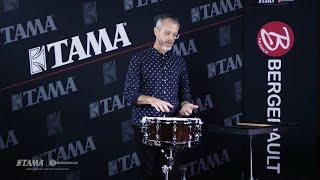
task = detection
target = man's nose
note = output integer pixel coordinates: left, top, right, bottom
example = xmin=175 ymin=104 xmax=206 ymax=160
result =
xmin=168 ymin=35 xmax=175 ymax=41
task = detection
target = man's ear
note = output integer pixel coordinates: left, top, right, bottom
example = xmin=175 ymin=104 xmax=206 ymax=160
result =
xmin=153 ymin=27 xmax=158 ymax=36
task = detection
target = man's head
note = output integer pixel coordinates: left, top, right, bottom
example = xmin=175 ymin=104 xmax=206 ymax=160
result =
xmin=153 ymin=14 xmax=180 ymax=54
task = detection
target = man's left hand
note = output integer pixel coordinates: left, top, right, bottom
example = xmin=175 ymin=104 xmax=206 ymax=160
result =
xmin=179 ymin=103 xmax=199 ymax=116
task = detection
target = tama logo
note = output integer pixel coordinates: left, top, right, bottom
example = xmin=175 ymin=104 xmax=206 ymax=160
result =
xmin=224 ymin=112 xmax=242 ymax=126
xmin=259 ymin=0 xmax=294 ymax=4
xmin=16 ymin=159 xmax=44 ymax=167
xmin=11 ymin=76 xmax=78 ymax=111
xmin=173 ymin=39 xmax=198 ymax=57
xmin=207 ymin=53 xmax=242 ymax=78
xmin=259 ymin=0 xmax=274 ymax=3
xmin=0 ymin=130 xmax=19 ymax=151
xmin=89 ymin=94 xmax=131 ymax=119
xmin=0 ymin=15 xmax=57 ymax=45
xmin=191 ymin=0 xmax=243 ymax=23
xmin=124 ymin=0 xmax=163 ymax=11
xmin=121 ymin=120 xmax=134 ymax=143
xmin=180 ymin=148 xmax=231 ymax=177
xmin=28 ymin=23 xmax=132 ymax=75
xmin=278 ymin=0 xmax=295 ymax=2
xmin=32 ymin=136 xmax=96 ymax=163
xmin=191 ymin=94 xmax=214 ymax=114
xmin=108 ymin=152 xmax=141 ymax=176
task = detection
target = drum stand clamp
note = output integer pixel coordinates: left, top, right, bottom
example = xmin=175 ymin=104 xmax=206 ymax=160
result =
xmin=160 ymin=148 xmax=174 ymax=180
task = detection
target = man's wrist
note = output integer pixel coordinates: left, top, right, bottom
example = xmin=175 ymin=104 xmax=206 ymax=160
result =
xmin=148 ymin=96 xmax=155 ymax=104
xmin=181 ymin=101 xmax=189 ymax=107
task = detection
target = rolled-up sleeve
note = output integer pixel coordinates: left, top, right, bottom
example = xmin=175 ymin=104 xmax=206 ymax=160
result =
xmin=123 ymin=55 xmax=142 ymax=105
xmin=179 ymin=58 xmax=192 ymax=103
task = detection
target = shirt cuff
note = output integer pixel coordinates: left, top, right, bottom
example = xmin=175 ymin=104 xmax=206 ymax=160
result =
xmin=131 ymin=92 xmax=142 ymax=105
xmin=181 ymin=93 xmax=192 ymax=104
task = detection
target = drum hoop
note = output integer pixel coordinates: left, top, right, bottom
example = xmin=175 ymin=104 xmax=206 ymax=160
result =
xmin=141 ymin=116 xmax=203 ymax=125
xmin=145 ymin=139 xmax=199 ymax=144
xmin=147 ymin=120 xmax=194 ymax=125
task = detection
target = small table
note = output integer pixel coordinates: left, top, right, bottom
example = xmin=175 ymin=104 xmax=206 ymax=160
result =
xmin=207 ymin=122 xmax=298 ymax=180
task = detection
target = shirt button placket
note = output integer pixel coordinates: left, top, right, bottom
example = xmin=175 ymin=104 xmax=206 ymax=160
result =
xmin=162 ymin=56 xmax=167 ymax=98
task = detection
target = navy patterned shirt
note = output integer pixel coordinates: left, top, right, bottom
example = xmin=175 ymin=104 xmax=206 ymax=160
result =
xmin=124 ymin=47 xmax=192 ymax=124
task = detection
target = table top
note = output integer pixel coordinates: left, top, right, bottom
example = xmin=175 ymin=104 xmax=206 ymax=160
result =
xmin=207 ymin=122 xmax=299 ymax=136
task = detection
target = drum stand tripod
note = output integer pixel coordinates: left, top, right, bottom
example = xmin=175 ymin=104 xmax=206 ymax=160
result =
xmin=160 ymin=147 xmax=187 ymax=180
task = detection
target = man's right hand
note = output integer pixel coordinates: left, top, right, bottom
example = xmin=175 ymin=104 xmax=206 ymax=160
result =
xmin=137 ymin=95 xmax=174 ymax=113
xmin=149 ymin=97 xmax=173 ymax=113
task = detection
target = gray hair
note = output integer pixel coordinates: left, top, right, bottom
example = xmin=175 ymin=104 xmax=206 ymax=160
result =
xmin=154 ymin=14 xmax=180 ymax=28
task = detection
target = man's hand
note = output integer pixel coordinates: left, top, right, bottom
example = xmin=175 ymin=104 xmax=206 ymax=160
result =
xmin=179 ymin=102 xmax=199 ymax=116
xmin=149 ymin=97 xmax=174 ymax=113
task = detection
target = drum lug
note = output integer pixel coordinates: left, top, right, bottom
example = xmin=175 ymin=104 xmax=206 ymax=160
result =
xmin=173 ymin=122 xmax=177 ymax=146
xmin=144 ymin=132 xmax=148 ymax=139
xmin=156 ymin=119 xmax=160 ymax=142
xmin=188 ymin=140 xmax=191 ymax=148
xmin=155 ymin=140 xmax=161 ymax=146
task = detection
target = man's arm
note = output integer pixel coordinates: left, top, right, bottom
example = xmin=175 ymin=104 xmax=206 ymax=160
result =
xmin=179 ymin=58 xmax=192 ymax=104
xmin=179 ymin=58 xmax=198 ymax=116
xmin=137 ymin=95 xmax=173 ymax=113
xmin=123 ymin=55 xmax=173 ymax=112
xmin=123 ymin=55 xmax=142 ymax=105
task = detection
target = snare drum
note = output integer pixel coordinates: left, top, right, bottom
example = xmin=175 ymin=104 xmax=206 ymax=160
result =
xmin=140 ymin=116 xmax=203 ymax=148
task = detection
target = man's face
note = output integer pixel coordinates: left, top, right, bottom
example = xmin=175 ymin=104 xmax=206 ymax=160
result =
xmin=154 ymin=19 xmax=180 ymax=52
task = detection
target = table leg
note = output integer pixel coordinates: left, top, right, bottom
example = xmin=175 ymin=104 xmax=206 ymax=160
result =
xmin=249 ymin=135 xmax=254 ymax=180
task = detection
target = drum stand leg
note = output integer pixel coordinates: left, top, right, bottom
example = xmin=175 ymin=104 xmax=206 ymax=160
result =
xmin=161 ymin=148 xmax=174 ymax=180
xmin=179 ymin=165 xmax=187 ymax=180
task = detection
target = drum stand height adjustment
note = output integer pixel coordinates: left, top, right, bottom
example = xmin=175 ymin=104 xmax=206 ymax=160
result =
xmin=161 ymin=148 xmax=174 ymax=180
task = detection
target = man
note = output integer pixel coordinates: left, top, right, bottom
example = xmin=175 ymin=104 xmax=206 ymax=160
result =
xmin=124 ymin=14 xmax=198 ymax=180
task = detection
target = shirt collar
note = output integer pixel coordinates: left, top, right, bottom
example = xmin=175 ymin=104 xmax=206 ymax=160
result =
xmin=150 ymin=46 xmax=173 ymax=58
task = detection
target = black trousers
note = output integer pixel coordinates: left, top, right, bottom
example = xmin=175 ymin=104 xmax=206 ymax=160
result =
xmin=133 ymin=126 xmax=183 ymax=180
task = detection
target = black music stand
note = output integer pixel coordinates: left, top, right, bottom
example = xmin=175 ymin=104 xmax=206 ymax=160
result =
xmin=207 ymin=122 xmax=298 ymax=180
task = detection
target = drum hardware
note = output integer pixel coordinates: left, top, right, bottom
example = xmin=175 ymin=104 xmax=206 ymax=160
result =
xmin=140 ymin=116 xmax=203 ymax=148
xmin=173 ymin=121 xmax=177 ymax=146
xmin=160 ymin=148 xmax=174 ymax=180
xmin=179 ymin=165 xmax=187 ymax=180
xmin=140 ymin=116 xmax=203 ymax=180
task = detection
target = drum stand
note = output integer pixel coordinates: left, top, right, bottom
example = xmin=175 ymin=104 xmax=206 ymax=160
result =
xmin=179 ymin=165 xmax=187 ymax=180
xmin=160 ymin=148 xmax=174 ymax=180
